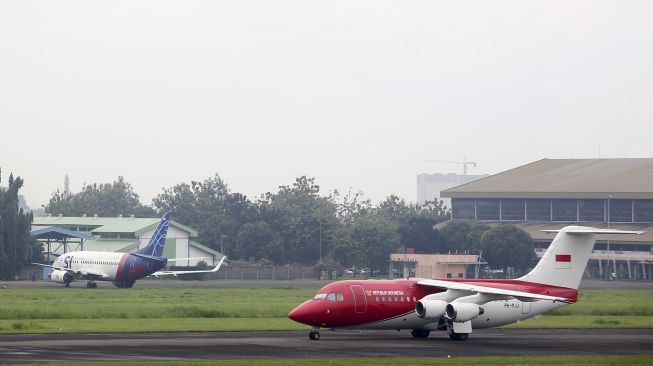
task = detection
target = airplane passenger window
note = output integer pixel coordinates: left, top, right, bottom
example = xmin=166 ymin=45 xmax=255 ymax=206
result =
xmin=336 ymin=293 xmax=344 ymax=301
xmin=382 ymin=296 xmax=386 ymax=302
xmin=375 ymin=296 xmax=379 ymax=302
xmin=400 ymin=297 xmax=404 ymax=302
xmin=326 ymin=293 xmax=337 ymax=301
xmin=313 ymin=293 xmax=327 ymax=300
xmin=413 ymin=297 xmax=417 ymax=302
xmin=388 ymin=297 xmax=392 ymax=302
xmin=394 ymin=297 xmax=398 ymax=302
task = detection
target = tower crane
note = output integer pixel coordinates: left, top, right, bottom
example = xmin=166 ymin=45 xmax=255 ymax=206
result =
xmin=419 ymin=157 xmax=477 ymax=175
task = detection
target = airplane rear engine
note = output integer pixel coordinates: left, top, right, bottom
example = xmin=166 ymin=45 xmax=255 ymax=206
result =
xmin=50 ymin=270 xmax=73 ymax=284
xmin=444 ymin=303 xmax=484 ymax=323
xmin=415 ymin=299 xmax=448 ymax=320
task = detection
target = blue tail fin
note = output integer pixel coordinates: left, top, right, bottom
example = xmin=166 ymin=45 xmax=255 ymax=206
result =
xmin=135 ymin=211 xmax=172 ymax=257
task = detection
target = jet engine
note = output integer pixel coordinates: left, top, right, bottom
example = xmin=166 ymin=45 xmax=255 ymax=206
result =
xmin=415 ymin=299 xmax=448 ymax=320
xmin=50 ymin=270 xmax=73 ymax=284
xmin=444 ymin=303 xmax=484 ymax=322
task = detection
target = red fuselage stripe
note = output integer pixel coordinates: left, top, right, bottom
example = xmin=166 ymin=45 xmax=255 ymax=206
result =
xmin=115 ymin=254 xmax=129 ymax=282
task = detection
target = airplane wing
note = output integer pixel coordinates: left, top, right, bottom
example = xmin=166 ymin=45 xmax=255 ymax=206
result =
xmin=417 ymin=279 xmax=573 ymax=303
xmin=32 ymin=263 xmax=71 ymax=272
xmin=166 ymin=257 xmax=211 ymax=262
xmin=151 ymin=256 xmax=226 ymax=277
xmin=32 ymin=263 xmax=109 ymax=280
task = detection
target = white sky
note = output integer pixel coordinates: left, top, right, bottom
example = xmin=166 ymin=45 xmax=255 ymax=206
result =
xmin=1 ymin=1 xmax=652 ymax=209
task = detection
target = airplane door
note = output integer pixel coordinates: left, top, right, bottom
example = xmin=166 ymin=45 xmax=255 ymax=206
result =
xmin=350 ymin=285 xmax=367 ymax=314
xmin=521 ymin=301 xmax=532 ymax=314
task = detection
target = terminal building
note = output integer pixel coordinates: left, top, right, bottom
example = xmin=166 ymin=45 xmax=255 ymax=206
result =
xmin=441 ymin=158 xmax=653 ymax=281
xmin=389 ymin=253 xmax=484 ymax=280
xmin=32 ymin=214 xmax=222 ymax=267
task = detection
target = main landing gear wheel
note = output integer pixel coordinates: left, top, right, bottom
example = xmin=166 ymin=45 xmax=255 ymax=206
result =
xmin=449 ymin=332 xmax=469 ymax=341
xmin=85 ymin=282 xmax=97 ymax=289
xmin=308 ymin=330 xmax=320 ymax=340
xmin=411 ymin=329 xmax=430 ymax=338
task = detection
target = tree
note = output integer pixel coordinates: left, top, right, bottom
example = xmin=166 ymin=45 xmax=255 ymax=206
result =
xmin=153 ymin=174 xmax=255 ymax=253
xmin=45 ymin=176 xmax=155 ymax=217
xmin=337 ymin=215 xmax=400 ymax=275
xmin=256 ymin=176 xmax=340 ymax=265
xmin=0 ymin=171 xmax=34 ymax=280
xmin=329 ymin=188 xmax=372 ymax=227
xmin=232 ymin=221 xmax=284 ymax=263
xmin=437 ymin=221 xmax=490 ymax=253
xmin=479 ymin=225 xmax=536 ymax=277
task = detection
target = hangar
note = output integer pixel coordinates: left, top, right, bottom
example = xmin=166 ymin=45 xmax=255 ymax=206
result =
xmin=441 ymin=158 xmax=653 ymax=281
xmin=32 ymin=214 xmax=222 ymax=267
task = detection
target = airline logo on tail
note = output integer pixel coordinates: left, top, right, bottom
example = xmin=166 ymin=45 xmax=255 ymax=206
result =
xmin=555 ymin=254 xmax=572 ymax=269
xmin=136 ymin=210 xmax=172 ymax=257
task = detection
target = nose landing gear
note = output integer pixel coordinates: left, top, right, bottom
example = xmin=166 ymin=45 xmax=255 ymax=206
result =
xmin=308 ymin=328 xmax=320 ymax=340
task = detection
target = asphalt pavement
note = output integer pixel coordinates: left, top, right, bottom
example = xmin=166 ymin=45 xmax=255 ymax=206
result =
xmin=0 ymin=329 xmax=651 ymax=363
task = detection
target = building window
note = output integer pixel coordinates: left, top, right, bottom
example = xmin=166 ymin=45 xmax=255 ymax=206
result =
xmin=452 ymin=199 xmax=475 ymax=220
xmin=526 ymin=199 xmax=551 ymax=221
xmin=609 ymin=199 xmax=632 ymax=223
xmin=552 ymin=199 xmax=577 ymax=221
xmin=476 ymin=199 xmax=500 ymax=220
xmin=501 ymin=199 xmax=525 ymax=221
xmin=579 ymin=199 xmax=604 ymax=222
xmin=634 ymin=200 xmax=653 ymax=223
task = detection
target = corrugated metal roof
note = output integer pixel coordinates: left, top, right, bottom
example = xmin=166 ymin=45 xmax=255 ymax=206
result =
xmin=45 ymin=240 xmax=139 ymax=255
xmin=442 ymin=159 xmax=653 ymax=199
xmin=32 ymin=216 xmax=198 ymax=236
xmin=437 ymin=221 xmax=653 ymax=243
xmin=30 ymin=226 xmax=93 ymax=240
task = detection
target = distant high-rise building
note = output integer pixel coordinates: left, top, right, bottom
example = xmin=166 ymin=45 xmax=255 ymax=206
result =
xmin=416 ymin=173 xmax=488 ymax=208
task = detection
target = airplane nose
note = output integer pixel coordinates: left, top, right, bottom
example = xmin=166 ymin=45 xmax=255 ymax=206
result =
xmin=288 ymin=302 xmax=313 ymax=325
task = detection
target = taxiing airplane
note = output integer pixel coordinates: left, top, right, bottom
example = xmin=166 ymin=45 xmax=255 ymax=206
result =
xmin=289 ymin=226 xmax=642 ymax=340
xmin=34 ymin=211 xmax=225 ymax=288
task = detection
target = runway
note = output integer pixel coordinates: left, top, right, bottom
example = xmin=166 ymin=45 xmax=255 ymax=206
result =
xmin=1 ymin=329 xmax=651 ymax=363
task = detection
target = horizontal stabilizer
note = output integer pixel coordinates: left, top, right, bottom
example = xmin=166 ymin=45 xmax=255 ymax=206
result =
xmin=151 ymin=256 xmax=226 ymax=277
xmin=542 ymin=228 xmax=644 ymax=235
xmin=167 ymin=257 xmax=211 ymax=262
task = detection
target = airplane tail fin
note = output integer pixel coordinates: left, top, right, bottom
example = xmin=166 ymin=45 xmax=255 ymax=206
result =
xmin=135 ymin=211 xmax=172 ymax=257
xmin=519 ymin=226 xmax=643 ymax=289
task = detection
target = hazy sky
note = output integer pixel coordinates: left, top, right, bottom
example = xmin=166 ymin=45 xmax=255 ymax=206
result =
xmin=1 ymin=1 xmax=652 ymax=209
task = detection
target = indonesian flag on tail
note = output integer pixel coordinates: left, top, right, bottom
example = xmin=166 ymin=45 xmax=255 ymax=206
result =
xmin=555 ymin=254 xmax=572 ymax=269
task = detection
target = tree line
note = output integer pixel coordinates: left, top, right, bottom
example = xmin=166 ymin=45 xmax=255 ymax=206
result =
xmin=44 ymin=174 xmax=537 ymax=276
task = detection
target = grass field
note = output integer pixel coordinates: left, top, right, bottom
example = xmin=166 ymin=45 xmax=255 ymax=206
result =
xmin=2 ymin=355 xmax=653 ymax=366
xmin=0 ymin=287 xmax=651 ymax=333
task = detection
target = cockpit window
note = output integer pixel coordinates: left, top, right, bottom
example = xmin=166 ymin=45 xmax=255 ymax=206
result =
xmin=318 ymin=292 xmax=345 ymax=302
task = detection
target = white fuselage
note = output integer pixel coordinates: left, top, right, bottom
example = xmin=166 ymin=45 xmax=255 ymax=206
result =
xmin=52 ymin=251 xmax=126 ymax=281
xmin=356 ymin=298 xmax=566 ymax=330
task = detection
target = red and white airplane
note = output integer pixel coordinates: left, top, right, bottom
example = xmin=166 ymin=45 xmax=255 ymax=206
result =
xmin=289 ymin=226 xmax=642 ymax=340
